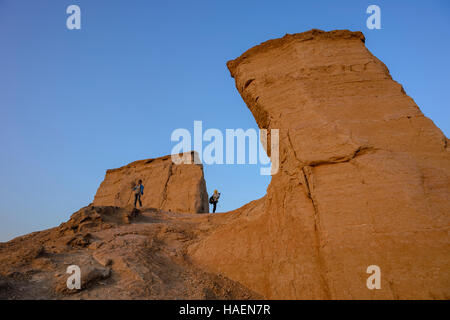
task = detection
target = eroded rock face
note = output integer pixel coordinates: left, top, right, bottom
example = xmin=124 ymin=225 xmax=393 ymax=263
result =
xmin=1 ymin=29 xmax=448 ymax=300
xmin=0 ymin=206 xmax=261 ymax=299
xmin=190 ymin=29 xmax=450 ymax=299
xmin=93 ymin=152 xmax=209 ymax=213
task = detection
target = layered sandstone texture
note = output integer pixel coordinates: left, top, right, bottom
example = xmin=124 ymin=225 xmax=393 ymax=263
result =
xmin=93 ymin=152 xmax=209 ymax=213
xmin=190 ymin=29 xmax=450 ymax=299
xmin=1 ymin=29 xmax=449 ymax=301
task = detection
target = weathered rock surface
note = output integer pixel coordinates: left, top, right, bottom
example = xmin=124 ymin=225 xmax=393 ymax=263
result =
xmin=0 ymin=206 xmax=260 ymax=299
xmin=190 ymin=29 xmax=450 ymax=299
xmin=1 ymin=29 xmax=448 ymax=300
xmin=93 ymin=152 xmax=209 ymax=213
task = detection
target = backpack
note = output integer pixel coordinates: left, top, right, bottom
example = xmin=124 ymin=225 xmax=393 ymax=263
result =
xmin=134 ymin=184 xmax=143 ymax=195
xmin=209 ymin=196 xmax=214 ymax=204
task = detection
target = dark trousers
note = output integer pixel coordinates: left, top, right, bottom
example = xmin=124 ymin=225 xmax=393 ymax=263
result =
xmin=212 ymin=201 xmax=217 ymax=213
xmin=134 ymin=193 xmax=142 ymax=207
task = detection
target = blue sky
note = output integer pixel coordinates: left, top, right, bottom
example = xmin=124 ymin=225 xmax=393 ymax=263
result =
xmin=1 ymin=0 xmax=449 ymax=241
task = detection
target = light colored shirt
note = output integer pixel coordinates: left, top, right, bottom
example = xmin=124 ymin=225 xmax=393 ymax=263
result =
xmin=212 ymin=193 xmax=220 ymax=202
xmin=133 ymin=184 xmax=144 ymax=195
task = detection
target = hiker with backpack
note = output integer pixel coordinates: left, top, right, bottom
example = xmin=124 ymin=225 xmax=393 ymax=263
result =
xmin=133 ymin=179 xmax=144 ymax=207
xmin=209 ymin=189 xmax=221 ymax=213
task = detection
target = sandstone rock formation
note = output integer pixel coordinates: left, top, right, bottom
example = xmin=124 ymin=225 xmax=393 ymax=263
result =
xmin=0 ymin=29 xmax=448 ymax=300
xmin=93 ymin=152 xmax=209 ymax=213
xmin=0 ymin=206 xmax=260 ymax=299
xmin=190 ymin=29 xmax=450 ymax=299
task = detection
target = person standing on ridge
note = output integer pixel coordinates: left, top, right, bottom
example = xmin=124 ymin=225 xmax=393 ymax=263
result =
xmin=133 ymin=179 xmax=144 ymax=208
xmin=209 ymin=189 xmax=221 ymax=213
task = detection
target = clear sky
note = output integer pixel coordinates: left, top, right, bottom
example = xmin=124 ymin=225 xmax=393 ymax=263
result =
xmin=1 ymin=0 xmax=449 ymax=242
